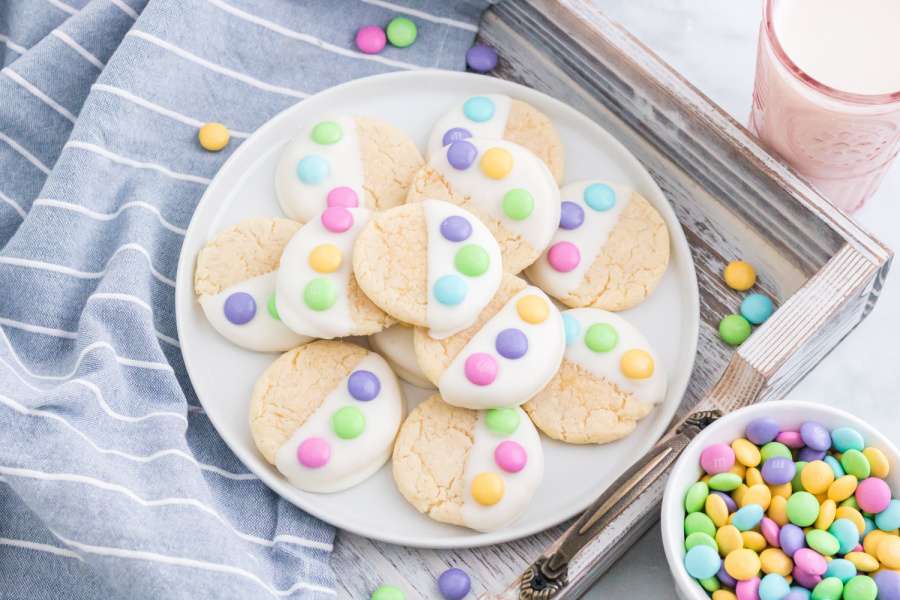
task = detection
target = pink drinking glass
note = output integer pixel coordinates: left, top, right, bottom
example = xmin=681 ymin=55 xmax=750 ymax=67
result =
xmin=749 ymin=0 xmax=900 ymax=213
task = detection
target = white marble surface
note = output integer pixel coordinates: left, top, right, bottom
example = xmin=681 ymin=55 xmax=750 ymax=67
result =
xmin=585 ymin=1 xmax=900 ymax=596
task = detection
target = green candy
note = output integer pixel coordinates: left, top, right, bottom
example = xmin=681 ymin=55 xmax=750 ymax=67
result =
xmin=792 ymin=461 xmax=808 ymax=492
xmin=719 ymin=314 xmax=751 ymax=346
xmin=699 ymin=576 xmax=720 ymax=593
xmin=303 ymin=278 xmax=337 ymax=311
xmin=841 ymin=496 xmax=860 ymax=510
xmin=684 ymin=481 xmax=709 ymax=513
xmin=584 ymin=323 xmax=618 ymax=353
xmin=385 ymin=17 xmax=417 ymax=48
xmin=787 ymin=491 xmax=821 ymax=526
xmin=806 ymin=529 xmax=840 ymax=556
xmin=684 ymin=512 xmax=716 ymax=538
xmin=267 ymin=293 xmax=280 ymax=320
xmin=502 ymin=189 xmax=535 ymax=220
xmin=708 ymin=472 xmax=742 ymax=492
xmin=684 ymin=532 xmax=718 ymax=552
xmin=454 ymin=244 xmax=490 ymax=277
xmin=485 ymin=407 xmax=519 ymax=435
xmin=811 ymin=577 xmax=843 ymax=600
xmin=332 ymin=406 xmax=365 ymax=439
xmin=760 ymin=442 xmax=793 ymax=462
xmin=840 ymin=449 xmax=871 ymax=479
xmin=371 ymin=585 xmax=405 ymax=600
xmin=842 ymin=575 xmax=877 ymax=600
xmin=310 ymin=120 xmax=342 ymax=145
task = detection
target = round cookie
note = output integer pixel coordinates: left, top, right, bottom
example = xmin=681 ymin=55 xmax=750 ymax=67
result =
xmin=523 ymin=308 xmax=666 ymax=444
xmin=425 ymin=94 xmax=564 ymax=183
xmin=526 ymin=180 xmax=670 ymax=311
xmin=194 ymin=217 xmax=311 ymax=352
xmin=275 ymin=207 xmax=392 ymax=338
xmin=414 ymin=273 xmax=564 ymax=409
xmin=369 ymin=324 xmax=434 ymax=389
xmin=275 ymin=115 xmax=424 ymax=223
xmin=392 ymin=396 xmax=543 ymax=532
xmin=353 ymin=200 xmax=502 ymax=340
xmin=250 ymin=340 xmax=404 ymax=493
xmin=407 ymin=137 xmax=560 ymax=274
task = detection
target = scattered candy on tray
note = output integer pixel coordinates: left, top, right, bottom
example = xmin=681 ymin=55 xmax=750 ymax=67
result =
xmin=371 ymin=584 xmax=405 ymax=600
xmin=466 ymin=43 xmax=498 ymax=73
xmin=438 ymin=567 xmax=471 ymax=599
xmin=724 ymin=260 xmax=757 ymax=291
xmin=683 ymin=418 xmax=897 ymax=600
xmin=386 ymin=17 xmax=417 ymax=48
xmin=719 ymin=314 xmax=752 ymax=347
xmin=198 ymin=122 xmax=229 ymax=152
xmin=741 ymin=293 xmax=774 ymax=326
xmin=356 ymin=25 xmax=387 ymax=54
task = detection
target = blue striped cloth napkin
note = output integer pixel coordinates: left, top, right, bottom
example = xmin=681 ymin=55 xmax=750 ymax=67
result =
xmin=0 ymin=1 xmax=486 ymax=597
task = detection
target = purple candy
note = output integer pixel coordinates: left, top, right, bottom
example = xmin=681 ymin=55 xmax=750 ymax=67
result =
xmin=440 ymin=215 xmax=472 ymax=242
xmin=746 ymin=417 xmax=780 ymax=445
xmin=559 ymin=201 xmax=585 ymax=230
xmin=465 ymin=43 xmax=498 ymax=73
xmin=717 ymin=564 xmax=737 ymax=587
xmin=779 ymin=524 xmax=806 ymax=557
xmin=223 ymin=292 xmax=256 ymax=325
xmin=791 ymin=565 xmax=821 ymax=589
xmin=347 ymin=370 xmax=380 ymax=401
xmin=437 ymin=567 xmax=471 ymax=600
xmin=784 ymin=591 xmax=810 ymax=600
xmin=712 ymin=490 xmax=737 ymax=513
xmin=447 ymin=140 xmax=478 ymax=170
xmin=761 ymin=456 xmax=797 ymax=485
xmin=800 ymin=421 xmax=831 ymax=451
xmin=874 ymin=571 xmax=900 ymax=600
xmin=797 ymin=447 xmax=826 ymax=462
xmin=495 ymin=328 xmax=528 ymax=359
xmin=442 ymin=127 xmax=472 ymax=147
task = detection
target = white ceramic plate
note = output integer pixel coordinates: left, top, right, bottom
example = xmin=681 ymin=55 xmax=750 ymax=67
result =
xmin=175 ymin=71 xmax=699 ymax=549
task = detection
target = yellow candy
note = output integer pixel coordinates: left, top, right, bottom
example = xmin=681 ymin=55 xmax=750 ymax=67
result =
xmin=742 ymin=531 xmax=767 ymax=552
xmin=864 ymin=530 xmax=892 ymax=556
xmin=516 ymin=295 xmax=548 ymax=324
xmin=731 ymin=463 xmax=747 ymax=479
xmin=706 ymin=493 xmax=730 ymax=528
xmin=479 ymin=147 xmax=513 ymax=180
xmin=471 ymin=472 xmax=504 ymax=505
xmin=768 ymin=495 xmax=789 ymax=526
xmin=837 ymin=506 xmax=866 ymax=535
xmin=760 ymin=548 xmax=793 ymax=576
xmin=732 ymin=438 xmax=761 ymax=468
xmin=620 ymin=349 xmax=654 ymax=379
xmin=308 ymin=243 xmax=342 ymax=273
xmin=198 ymin=122 xmax=229 ymax=151
xmin=828 ymin=475 xmax=859 ymax=502
xmin=746 ymin=467 xmax=764 ymax=487
xmin=846 ymin=551 xmax=880 ymax=572
xmin=801 ymin=460 xmax=835 ymax=495
xmin=732 ymin=484 xmax=748 ymax=506
xmin=741 ymin=484 xmax=772 ymax=511
xmin=723 ymin=260 xmax=756 ymax=291
xmin=724 ymin=548 xmax=761 ymax=581
xmin=712 ymin=591 xmax=737 ymax=600
xmin=864 ymin=447 xmax=890 ymax=478
xmin=877 ymin=536 xmax=900 ymax=569
xmin=770 ymin=483 xmax=793 ymax=499
xmin=717 ymin=525 xmax=744 ymax=557
xmin=815 ymin=499 xmax=837 ymax=530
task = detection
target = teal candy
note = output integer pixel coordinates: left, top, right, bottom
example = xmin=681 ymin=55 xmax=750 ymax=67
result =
xmin=828 ymin=519 xmax=860 ymax=554
xmin=433 ymin=275 xmax=467 ymax=306
xmin=684 ymin=512 xmax=717 ymax=538
xmin=732 ymin=504 xmax=764 ymax=531
xmin=761 ymin=441 xmax=792 ymax=462
xmin=700 ymin=577 xmax=720 ymax=593
xmin=862 ymin=516 xmax=875 ymax=537
xmin=831 ymin=427 xmax=865 ymax=453
xmin=296 ymin=155 xmax=329 ymax=184
xmin=683 ymin=545 xmax=721 ymax=580
xmin=824 ymin=455 xmax=845 ymax=478
xmin=684 ymin=532 xmax=718 ymax=552
xmin=875 ymin=498 xmax=900 ymax=531
xmin=583 ymin=183 xmax=616 ymax=212
xmin=824 ymin=558 xmax=857 ymax=583
xmin=806 ymin=529 xmax=840 ymax=556
xmin=792 ymin=461 xmax=808 ymax=492
xmin=740 ymin=293 xmax=775 ymax=325
xmin=684 ymin=481 xmax=709 ymax=513
xmin=811 ymin=577 xmax=843 ymax=600
xmin=760 ymin=574 xmax=791 ymax=600
xmin=462 ymin=96 xmax=495 ymax=122
xmin=562 ymin=313 xmax=580 ymax=346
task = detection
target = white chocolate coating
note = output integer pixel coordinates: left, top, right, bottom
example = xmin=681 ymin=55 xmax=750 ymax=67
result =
xmin=199 ymin=272 xmax=311 ymax=352
xmin=369 ymin=325 xmax=434 ymax=389
xmin=426 ymin=94 xmax=512 ymax=160
xmin=424 ymin=199 xmax=503 ymax=340
xmin=460 ymin=407 xmax=543 ymax=532
xmin=275 ymin=208 xmax=372 ymax=339
xmin=274 ymin=352 xmax=404 ymax=493
xmin=439 ymin=286 xmax=565 ymax=409
xmin=275 ymin=116 xmax=365 ymax=223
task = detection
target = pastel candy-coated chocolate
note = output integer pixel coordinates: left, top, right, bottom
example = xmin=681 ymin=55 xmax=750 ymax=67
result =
xmin=762 ymin=456 xmax=797 ymax=485
xmin=685 ymin=512 xmax=717 ymax=537
xmin=779 ymin=524 xmax=807 ymax=557
xmin=828 ymin=518 xmax=860 ymax=554
xmin=684 ymin=481 xmax=709 ymax=513
xmin=327 ymin=186 xmax=359 ymax=208
xmin=732 ymin=504 xmax=765 ymax=531
xmin=442 ymin=127 xmax=472 ymax=147
xmin=465 ymin=44 xmax=498 ymax=73
xmin=792 ymin=564 xmax=822 ymax=590
xmin=385 ymin=17 xmax=416 ymax=48
xmin=824 ymin=455 xmax=845 ymax=478
xmin=841 ymin=450 xmax=871 ymax=479
xmin=709 ymin=472 xmax=743 ymax=491
xmin=684 ymin=544 xmax=721 ymax=580
xmin=223 ymin=292 xmax=256 ymax=324
xmin=831 ymin=427 xmax=865 ymax=453
xmin=761 ymin=442 xmax=792 ymax=462
xmin=785 ymin=590 xmax=810 ymax=600
xmin=713 ymin=490 xmax=738 ymax=513
xmin=810 ymin=577 xmax=843 ymax=600
xmin=777 ymin=430 xmax=805 ymax=449
xmin=348 ymin=370 xmax=380 ymax=401
xmin=437 ymin=568 xmax=470 ymax=600
xmin=805 ymin=529 xmax=839 ymax=556
xmin=800 ymin=421 xmax=832 ymax=451
xmin=854 ymin=477 xmax=890 ymax=513
xmin=862 ymin=447 xmax=890 ymax=478
xmin=719 ymin=314 xmax=751 ymax=346
xmin=873 ymin=570 xmax=900 ymax=600
xmin=842 ymin=575 xmax=877 ymax=600
xmin=761 ymin=517 xmax=780 ymax=547
xmin=718 ymin=564 xmax=738 ymax=587
xmin=356 ymin=25 xmax=386 ymax=54
xmin=741 ymin=293 xmax=774 ymax=325
xmin=824 ymin=558 xmax=856 ymax=583
xmin=798 ymin=447 xmax=827 ymax=462
xmin=297 ymin=437 xmax=330 ymax=468
xmin=746 ymin=417 xmax=780 ymax=445
xmin=736 ymin=577 xmax=760 ymax=600
xmin=463 ymin=96 xmax=495 ymax=122
xmin=559 ymin=201 xmax=584 ymax=230
xmin=733 ymin=438 xmax=762 ymax=467
xmin=876 ymin=499 xmax=900 ymax=531
xmin=494 ymin=441 xmax=527 ymax=473
xmin=794 ymin=548 xmax=827 ymax=575
xmin=725 ymin=548 xmax=761 ymax=580
xmin=464 ymin=353 xmax=498 ymax=386
xmin=370 ymin=585 xmax=404 ymax=600
xmin=701 ymin=443 xmax=737 ymax=475
xmin=447 ymin=140 xmax=478 ymax=170
xmin=787 ymin=491 xmax=820 ymax=526
xmin=440 ymin=215 xmax=473 ymax=242
xmin=685 ymin=532 xmax=718 ymax=551
xmin=759 ymin=573 xmax=790 ymax=600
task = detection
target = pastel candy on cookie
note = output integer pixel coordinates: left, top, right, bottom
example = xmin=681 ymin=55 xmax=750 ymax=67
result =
xmin=425 ymin=94 xmax=564 ymax=183
xmin=352 ymin=200 xmax=503 ymax=340
xmin=407 ymin=137 xmax=561 ymax=274
xmin=369 ymin=324 xmax=435 ymax=389
xmin=392 ymin=396 xmax=543 ymax=532
xmin=275 ymin=116 xmax=423 ymax=222
xmin=526 ymin=181 xmax=670 ymax=312
xmin=275 ymin=207 xmax=392 ymax=338
xmin=250 ymin=341 xmax=404 ymax=493
xmin=523 ymin=308 xmax=667 ymax=444
xmin=194 ymin=218 xmax=311 ymax=352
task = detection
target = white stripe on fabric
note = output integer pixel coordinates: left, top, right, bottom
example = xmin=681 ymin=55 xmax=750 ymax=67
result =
xmin=51 ymin=30 xmax=105 ymax=69
xmin=52 ymin=533 xmax=336 ymax=597
xmin=109 ymin=0 xmax=139 ymax=20
xmin=359 ymin=0 xmax=479 ymax=31
xmin=128 ymin=30 xmax=309 ymax=99
xmin=0 ymin=190 xmax=26 ymax=219
xmin=270 ymin=535 xmax=333 ymax=552
xmin=2 ymin=68 xmax=77 ymax=123
xmin=0 ymin=131 xmax=51 ymax=175
xmin=34 ymin=198 xmax=188 ymax=235
xmin=45 ymin=0 xmax=79 ymax=16
xmin=0 ymin=34 xmax=27 ymax=55
xmin=0 ymin=317 xmax=77 ymax=339
xmin=64 ymin=141 xmax=211 ymax=185
xmin=91 ymin=84 xmax=251 ymax=138
xmin=206 ymin=0 xmax=422 ymax=71
xmin=0 ymin=393 xmax=255 ymax=481
xmin=0 ymin=538 xmax=84 ymax=561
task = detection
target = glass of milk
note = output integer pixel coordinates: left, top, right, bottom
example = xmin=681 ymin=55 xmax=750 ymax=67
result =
xmin=750 ymin=0 xmax=900 ymax=213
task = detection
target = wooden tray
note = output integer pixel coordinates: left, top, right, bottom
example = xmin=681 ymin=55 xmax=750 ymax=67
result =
xmin=331 ymin=1 xmax=892 ymax=597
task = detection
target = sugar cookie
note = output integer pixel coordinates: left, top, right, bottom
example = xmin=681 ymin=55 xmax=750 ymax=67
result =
xmin=407 ymin=138 xmax=560 ymax=274
xmin=275 ymin=116 xmax=423 ymax=223
xmin=194 ymin=217 xmax=311 ymax=352
xmin=523 ymin=308 xmax=666 ymax=444
xmin=426 ymin=95 xmax=564 ymax=183
xmin=414 ymin=273 xmax=564 ymax=409
xmin=369 ymin=324 xmax=434 ymax=389
xmin=526 ymin=180 xmax=670 ymax=311
xmin=392 ymin=396 xmax=543 ymax=532
xmin=275 ymin=207 xmax=392 ymax=338
xmin=250 ymin=340 xmax=404 ymax=493
xmin=353 ymin=200 xmax=502 ymax=339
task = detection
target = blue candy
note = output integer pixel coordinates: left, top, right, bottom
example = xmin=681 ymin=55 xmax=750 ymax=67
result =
xmin=740 ymin=293 xmax=774 ymax=325
xmin=824 ymin=455 xmax=845 ymax=478
xmin=296 ymin=155 xmax=329 ymax=184
xmin=732 ymin=504 xmax=764 ymax=531
xmin=583 ymin=183 xmax=616 ymax=212
xmin=830 ymin=427 xmax=865 ymax=452
xmin=824 ymin=558 xmax=857 ymax=583
xmin=863 ymin=516 xmax=876 ymax=537
xmin=562 ymin=313 xmax=580 ymax=346
xmin=759 ymin=573 xmax=791 ymax=600
xmin=786 ymin=587 xmax=811 ymax=599
xmin=828 ymin=519 xmax=860 ymax=555
xmin=433 ymin=275 xmax=467 ymax=306
xmin=684 ymin=545 xmax=720 ymax=580
xmin=462 ymin=96 xmax=495 ymax=122
xmin=876 ymin=499 xmax=900 ymax=531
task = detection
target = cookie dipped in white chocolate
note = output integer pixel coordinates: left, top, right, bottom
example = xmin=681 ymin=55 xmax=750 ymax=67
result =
xmin=369 ymin=324 xmax=434 ymax=389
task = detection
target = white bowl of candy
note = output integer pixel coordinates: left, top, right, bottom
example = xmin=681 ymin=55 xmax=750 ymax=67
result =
xmin=661 ymin=401 xmax=900 ymax=600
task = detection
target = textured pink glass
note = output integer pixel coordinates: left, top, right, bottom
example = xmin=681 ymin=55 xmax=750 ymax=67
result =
xmin=749 ymin=0 xmax=900 ymax=213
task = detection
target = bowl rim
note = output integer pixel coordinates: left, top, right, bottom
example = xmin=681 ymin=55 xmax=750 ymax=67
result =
xmin=660 ymin=400 xmax=900 ymax=599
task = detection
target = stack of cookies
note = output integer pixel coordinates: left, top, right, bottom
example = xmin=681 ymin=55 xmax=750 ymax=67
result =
xmin=193 ymin=94 xmax=672 ymax=533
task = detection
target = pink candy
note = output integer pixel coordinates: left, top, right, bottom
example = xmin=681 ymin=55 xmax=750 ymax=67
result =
xmin=547 ymin=241 xmax=580 ymax=272
xmin=791 ymin=565 xmax=822 ymax=589
xmin=326 ymin=186 xmax=359 ymax=208
xmin=355 ymin=25 xmax=386 ymax=54
xmin=321 ymin=206 xmax=353 ymax=233
xmin=856 ymin=477 xmax=891 ymax=513
xmin=297 ymin=437 xmax=331 ymax=468
xmin=464 ymin=353 xmax=498 ymax=386
xmin=761 ymin=517 xmax=780 ymax=548
xmin=794 ymin=548 xmax=827 ymax=576
xmin=735 ymin=577 xmax=759 ymax=600
xmin=494 ymin=441 xmax=527 ymax=473
xmin=775 ymin=430 xmax=804 ymax=449
xmin=700 ymin=443 xmax=736 ymax=475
